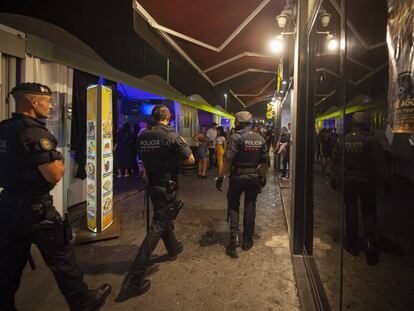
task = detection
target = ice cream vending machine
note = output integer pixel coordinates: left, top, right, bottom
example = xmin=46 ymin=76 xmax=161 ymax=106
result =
xmin=86 ymin=85 xmax=114 ymax=232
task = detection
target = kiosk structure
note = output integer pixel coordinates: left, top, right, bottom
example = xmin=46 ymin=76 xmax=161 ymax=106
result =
xmin=86 ymin=84 xmax=114 ymax=233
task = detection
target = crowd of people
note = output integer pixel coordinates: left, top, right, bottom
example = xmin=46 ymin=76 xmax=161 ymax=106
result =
xmin=192 ymin=122 xmax=283 ymax=178
xmin=114 ymin=121 xmax=151 ymax=179
xmin=114 ymin=119 xmax=294 ymax=181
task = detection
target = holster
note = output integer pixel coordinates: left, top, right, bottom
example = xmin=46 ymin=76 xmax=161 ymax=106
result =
xmin=165 ymin=180 xmax=178 ymax=193
xmin=162 ymin=180 xmax=183 ymax=219
xmin=31 ymin=196 xmax=72 ymax=247
xmin=169 ymin=200 xmax=184 ymax=220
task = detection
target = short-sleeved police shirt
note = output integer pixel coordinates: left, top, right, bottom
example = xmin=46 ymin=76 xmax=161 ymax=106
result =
xmin=225 ymin=128 xmax=268 ymax=165
xmin=137 ymin=124 xmax=192 ymax=178
xmin=344 ymin=130 xmax=384 ymax=179
xmin=0 ymin=113 xmax=58 ymax=194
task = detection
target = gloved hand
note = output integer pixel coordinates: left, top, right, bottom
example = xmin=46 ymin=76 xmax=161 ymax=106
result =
xmin=215 ymin=176 xmax=224 ymax=191
xmin=260 ymin=176 xmax=266 ymax=187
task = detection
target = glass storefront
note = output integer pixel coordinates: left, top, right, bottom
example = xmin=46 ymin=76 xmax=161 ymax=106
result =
xmin=286 ymin=0 xmax=414 ymax=310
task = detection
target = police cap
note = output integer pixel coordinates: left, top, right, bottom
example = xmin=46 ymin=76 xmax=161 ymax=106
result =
xmin=235 ymin=111 xmax=252 ymax=123
xmin=11 ymin=82 xmax=52 ymax=96
xmin=352 ymin=111 xmax=369 ymax=126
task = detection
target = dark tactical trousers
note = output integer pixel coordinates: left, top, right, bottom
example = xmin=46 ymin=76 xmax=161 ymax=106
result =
xmin=129 ymin=185 xmax=180 ymax=279
xmin=0 ymin=198 xmax=88 ymax=310
xmin=344 ymin=179 xmax=377 ymax=246
xmin=227 ymin=175 xmax=261 ymax=239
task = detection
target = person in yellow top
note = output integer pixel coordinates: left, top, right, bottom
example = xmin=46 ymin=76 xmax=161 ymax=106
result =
xmin=215 ymin=126 xmax=226 ymax=175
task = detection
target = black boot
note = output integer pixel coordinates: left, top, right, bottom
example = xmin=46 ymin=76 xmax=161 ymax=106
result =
xmin=242 ymin=236 xmax=254 ymax=251
xmin=114 ymin=274 xmax=151 ymax=303
xmin=365 ymin=238 xmax=379 ymax=265
xmin=168 ymin=242 xmax=184 ymax=261
xmin=69 ymin=284 xmax=111 ymax=311
xmin=226 ymin=234 xmax=239 ymax=259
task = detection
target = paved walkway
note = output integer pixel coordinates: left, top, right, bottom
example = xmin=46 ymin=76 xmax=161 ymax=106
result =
xmin=16 ymin=170 xmax=300 ymax=311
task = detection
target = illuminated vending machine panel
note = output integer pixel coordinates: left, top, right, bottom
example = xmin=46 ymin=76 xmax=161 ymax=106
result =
xmin=86 ymin=85 xmax=113 ymax=232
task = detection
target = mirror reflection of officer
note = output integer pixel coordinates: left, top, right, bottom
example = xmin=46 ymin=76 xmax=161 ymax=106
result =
xmin=115 ymin=105 xmax=195 ymax=303
xmin=0 ymin=83 xmax=111 ymax=310
xmin=216 ymin=111 xmax=268 ymax=258
xmin=343 ymin=112 xmax=385 ymax=265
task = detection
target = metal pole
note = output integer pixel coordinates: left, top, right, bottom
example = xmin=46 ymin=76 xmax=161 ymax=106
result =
xmin=167 ymin=58 xmax=170 ymax=84
xmin=290 ymin=0 xmax=310 ymax=255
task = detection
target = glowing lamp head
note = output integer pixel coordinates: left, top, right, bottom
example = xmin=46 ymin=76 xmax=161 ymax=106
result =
xmin=269 ymin=35 xmax=284 ymax=54
xmin=326 ymin=34 xmax=338 ymax=51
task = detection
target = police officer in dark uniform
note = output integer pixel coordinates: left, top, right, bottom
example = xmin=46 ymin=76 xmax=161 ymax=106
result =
xmin=0 ymin=83 xmax=111 ymax=310
xmin=216 ymin=111 xmax=268 ymax=258
xmin=342 ymin=111 xmax=385 ymax=265
xmin=115 ymin=105 xmax=195 ymax=303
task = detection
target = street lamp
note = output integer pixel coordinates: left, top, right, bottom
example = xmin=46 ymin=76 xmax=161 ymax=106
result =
xmin=276 ymin=12 xmax=289 ymax=29
xmin=224 ymin=93 xmax=228 ymax=111
xmin=319 ymin=9 xmax=332 ymax=28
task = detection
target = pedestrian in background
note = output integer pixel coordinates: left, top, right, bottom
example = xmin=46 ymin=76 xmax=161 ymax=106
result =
xmin=215 ymin=126 xmax=226 ymax=176
xmin=320 ymin=128 xmax=334 ymax=176
xmin=193 ymin=126 xmax=209 ymax=178
xmin=206 ymin=122 xmax=218 ymax=167
xmin=277 ymin=127 xmax=290 ymax=179
xmin=136 ymin=120 xmax=148 ymax=178
xmin=115 ymin=122 xmax=134 ymax=178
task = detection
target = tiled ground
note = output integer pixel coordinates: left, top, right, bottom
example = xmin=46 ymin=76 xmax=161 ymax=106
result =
xmin=15 ymin=169 xmax=300 ymax=311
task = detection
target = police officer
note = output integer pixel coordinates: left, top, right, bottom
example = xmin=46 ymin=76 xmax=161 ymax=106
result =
xmin=115 ymin=105 xmax=195 ymax=303
xmin=342 ymin=111 xmax=385 ymax=265
xmin=0 ymin=83 xmax=111 ymax=310
xmin=216 ymin=111 xmax=268 ymax=258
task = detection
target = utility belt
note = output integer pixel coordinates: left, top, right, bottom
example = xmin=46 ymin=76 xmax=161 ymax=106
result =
xmin=0 ymin=190 xmax=50 ymax=203
xmin=148 ymin=174 xmax=178 ymax=190
xmin=0 ymin=191 xmax=72 ymax=244
xmin=144 ymin=177 xmax=183 ymax=222
xmin=230 ymin=166 xmax=259 ymax=176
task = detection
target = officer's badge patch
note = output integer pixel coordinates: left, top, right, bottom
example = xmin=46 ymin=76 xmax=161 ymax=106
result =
xmin=40 ymin=138 xmax=53 ymax=150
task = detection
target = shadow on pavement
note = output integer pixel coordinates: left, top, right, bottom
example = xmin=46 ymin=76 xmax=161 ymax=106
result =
xmin=199 ymin=230 xmax=229 ymax=247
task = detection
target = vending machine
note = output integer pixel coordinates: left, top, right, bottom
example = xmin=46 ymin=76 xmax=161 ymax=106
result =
xmin=86 ymin=85 xmax=114 ymax=232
